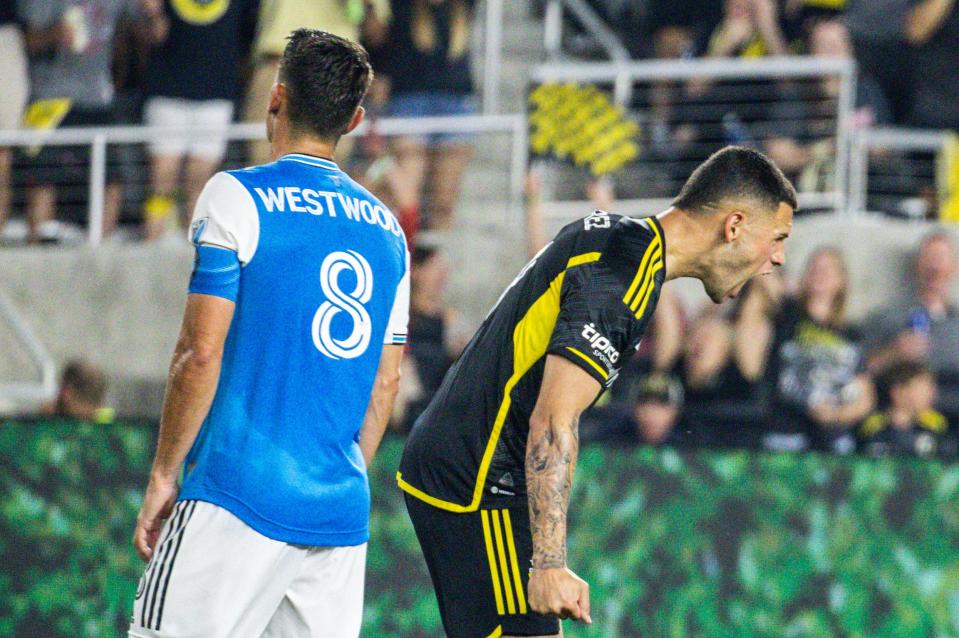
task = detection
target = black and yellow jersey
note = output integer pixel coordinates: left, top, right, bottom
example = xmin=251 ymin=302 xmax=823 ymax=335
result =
xmin=398 ymin=212 xmax=667 ymax=512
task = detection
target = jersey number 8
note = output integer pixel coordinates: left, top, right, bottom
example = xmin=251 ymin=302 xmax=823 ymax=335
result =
xmin=312 ymin=250 xmax=373 ymax=360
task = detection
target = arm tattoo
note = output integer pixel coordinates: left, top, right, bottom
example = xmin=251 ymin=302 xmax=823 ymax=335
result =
xmin=526 ymin=415 xmax=580 ymax=570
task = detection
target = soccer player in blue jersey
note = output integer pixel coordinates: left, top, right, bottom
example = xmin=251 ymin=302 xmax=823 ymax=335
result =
xmin=129 ymin=30 xmax=408 ymax=638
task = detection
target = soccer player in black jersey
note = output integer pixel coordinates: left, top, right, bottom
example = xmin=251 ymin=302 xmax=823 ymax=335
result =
xmin=398 ymin=146 xmax=796 ymax=638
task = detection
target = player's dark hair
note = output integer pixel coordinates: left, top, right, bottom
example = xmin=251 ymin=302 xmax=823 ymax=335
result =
xmin=279 ymin=29 xmax=373 ymax=141
xmin=673 ymin=146 xmax=798 ymax=215
xmin=876 ymin=360 xmax=933 ymax=407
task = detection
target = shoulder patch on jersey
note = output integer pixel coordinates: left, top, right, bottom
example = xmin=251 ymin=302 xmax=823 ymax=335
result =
xmin=190 ymin=217 xmax=208 ymax=245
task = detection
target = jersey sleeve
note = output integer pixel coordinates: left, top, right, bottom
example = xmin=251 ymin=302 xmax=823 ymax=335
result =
xmin=384 ymin=249 xmax=410 ymax=345
xmin=188 ymin=172 xmax=260 ymax=265
xmin=547 ymin=229 xmax=665 ymax=387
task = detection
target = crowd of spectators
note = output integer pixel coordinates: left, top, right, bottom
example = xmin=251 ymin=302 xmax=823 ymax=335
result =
xmin=6 ymin=0 xmax=959 ymax=466
xmin=563 ymin=0 xmax=959 ymax=217
xmin=574 ymin=230 xmax=959 ymax=459
xmin=0 ymin=0 xmax=478 ymax=244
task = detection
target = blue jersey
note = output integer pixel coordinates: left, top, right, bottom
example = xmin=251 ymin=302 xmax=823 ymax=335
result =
xmin=179 ymin=154 xmax=409 ymax=546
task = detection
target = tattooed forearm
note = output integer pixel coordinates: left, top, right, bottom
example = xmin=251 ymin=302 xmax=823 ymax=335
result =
xmin=526 ymin=415 xmax=580 ymax=569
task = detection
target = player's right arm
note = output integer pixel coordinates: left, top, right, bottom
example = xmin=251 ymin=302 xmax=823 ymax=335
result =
xmin=525 ymin=354 xmax=597 ymax=625
xmin=134 ymin=293 xmax=234 ymax=561
xmin=134 ymin=172 xmax=257 ymax=561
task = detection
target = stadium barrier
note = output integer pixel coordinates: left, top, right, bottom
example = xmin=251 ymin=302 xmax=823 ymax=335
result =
xmin=848 ymin=126 xmax=952 ymax=219
xmin=0 ymin=114 xmax=527 ymax=246
xmin=528 ymin=56 xmax=856 ymax=224
xmin=5 ymin=420 xmax=959 ymax=637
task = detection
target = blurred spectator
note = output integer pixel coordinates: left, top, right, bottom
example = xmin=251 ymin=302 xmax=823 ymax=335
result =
xmin=677 ymin=305 xmax=764 ymax=447
xmin=858 ymin=360 xmax=953 ymax=457
xmin=904 ymin=0 xmax=959 ymax=129
xmin=738 ymin=248 xmax=875 ymax=453
xmin=780 ymin=0 xmax=846 ymax=48
xmin=243 ymin=0 xmax=390 ymax=166
xmin=581 ymin=372 xmax=684 ymax=445
xmin=394 ymin=243 xmax=466 ymax=432
xmin=41 ymin=359 xmax=114 ymax=423
xmin=18 ymin=0 xmax=142 ymax=242
xmin=842 ymin=0 xmax=915 ymax=123
xmin=378 ymin=0 xmax=476 ymax=237
xmin=864 ymin=231 xmax=959 ymax=420
xmin=700 ymin=0 xmax=787 ymax=59
xmin=138 ymin=0 xmax=258 ymax=241
xmin=0 ymin=8 xmax=27 ymax=240
xmin=761 ymin=19 xmax=891 ymax=193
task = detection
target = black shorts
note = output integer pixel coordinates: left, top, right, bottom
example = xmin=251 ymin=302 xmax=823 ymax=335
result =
xmin=405 ymin=494 xmax=560 ymax=638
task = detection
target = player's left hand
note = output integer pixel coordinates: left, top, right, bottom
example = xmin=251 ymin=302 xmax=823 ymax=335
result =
xmin=133 ymin=478 xmax=179 ymax=562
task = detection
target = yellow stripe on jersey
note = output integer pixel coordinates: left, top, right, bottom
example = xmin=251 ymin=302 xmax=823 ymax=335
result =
xmin=492 ymin=510 xmax=516 ymax=614
xmin=623 ymin=237 xmax=660 ymax=307
xmin=566 ymin=251 xmax=602 ymax=269
xmin=485 ymin=626 xmax=503 ymax=638
xmin=566 ymin=346 xmax=609 ymax=381
xmin=481 ymin=510 xmax=506 ymax=615
xmin=634 ymin=259 xmax=665 ymax=319
xmin=502 ymin=510 xmax=528 ymax=614
xmin=629 ymin=247 xmax=663 ymax=314
xmin=627 ymin=244 xmax=662 ymax=312
xmin=398 ymin=252 xmax=602 ymax=513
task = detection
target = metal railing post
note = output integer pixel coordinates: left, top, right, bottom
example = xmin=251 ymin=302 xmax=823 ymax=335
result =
xmin=483 ymin=0 xmax=503 ymax=115
xmin=510 ymin=114 xmax=529 ymax=224
xmin=544 ymin=0 xmax=562 ymax=60
xmin=88 ymin=133 xmax=107 ymax=246
xmin=834 ymin=58 xmax=856 ymax=215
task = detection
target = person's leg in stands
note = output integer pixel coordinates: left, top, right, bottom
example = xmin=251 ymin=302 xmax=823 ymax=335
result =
xmin=0 ymin=149 xmax=12 ymax=236
xmin=426 ymin=141 xmax=472 ymax=230
xmin=26 ymin=184 xmax=56 ymax=243
xmin=143 ymin=97 xmax=188 ymax=241
xmin=181 ymin=99 xmax=233 ymax=227
xmin=103 ymin=181 xmax=122 ymax=239
xmin=387 ymin=135 xmax=428 ymax=239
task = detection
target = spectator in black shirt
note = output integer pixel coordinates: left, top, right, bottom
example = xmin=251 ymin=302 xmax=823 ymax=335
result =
xmin=738 ymin=247 xmax=875 ymax=452
xmin=377 ymin=0 xmax=476 ymax=237
xmin=138 ymin=0 xmax=257 ymax=240
xmin=677 ymin=306 xmax=763 ymax=448
xmin=581 ymin=372 xmax=684 ymax=446
xmin=858 ymin=360 xmax=953 ymax=457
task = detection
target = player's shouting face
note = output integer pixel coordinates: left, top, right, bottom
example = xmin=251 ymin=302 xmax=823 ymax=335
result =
xmin=702 ymin=199 xmax=793 ymax=303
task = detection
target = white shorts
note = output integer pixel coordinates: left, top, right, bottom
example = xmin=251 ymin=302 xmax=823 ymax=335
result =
xmin=0 ymin=25 xmax=28 ymax=130
xmin=143 ymin=97 xmax=234 ymax=161
xmin=129 ymin=500 xmax=366 ymax=638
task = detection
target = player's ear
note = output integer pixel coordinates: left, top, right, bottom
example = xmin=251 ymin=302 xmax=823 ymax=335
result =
xmin=268 ymin=83 xmax=283 ymax=116
xmin=343 ymin=106 xmax=365 ymax=136
xmin=723 ymin=211 xmax=745 ymax=243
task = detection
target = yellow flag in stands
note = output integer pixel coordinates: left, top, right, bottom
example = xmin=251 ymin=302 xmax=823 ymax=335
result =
xmin=528 ymin=83 xmax=639 ymax=177
xmin=937 ymin=131 xmax=959 ymax=223
xmin=22 ymin=97 xmax=73 ymax=157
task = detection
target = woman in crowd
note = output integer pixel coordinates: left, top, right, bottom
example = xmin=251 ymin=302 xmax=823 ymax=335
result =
xmin=737 ymin=247 xmax=875 ymax=452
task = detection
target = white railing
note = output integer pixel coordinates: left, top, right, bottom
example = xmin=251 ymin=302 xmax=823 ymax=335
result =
xmin=0 ymin=113 xmax=528 ymax=245
xmin=543 ymin=0 xmax=631 ymax=64
xmin=0 ymin=289 xmax=57 ymax=404
xmin=848 ymin=127 xmax=950 ymax=217
xmin=529 ymin=56 xmax=857 ymax=217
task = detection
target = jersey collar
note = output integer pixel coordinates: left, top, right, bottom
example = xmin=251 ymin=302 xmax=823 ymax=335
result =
xmin=279 ymin=154 xmax=340 ymax=171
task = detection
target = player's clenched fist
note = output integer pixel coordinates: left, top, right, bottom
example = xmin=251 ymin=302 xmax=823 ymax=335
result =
xmin=527 ymin=567 xmax=592 ymax=624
